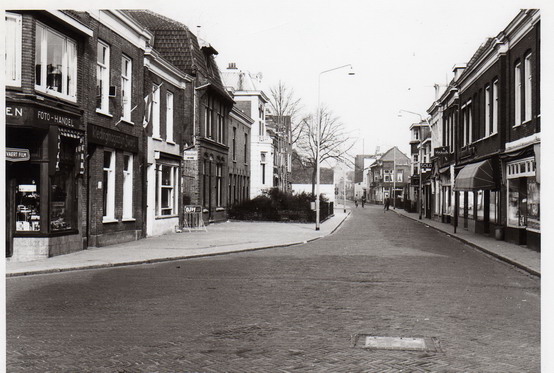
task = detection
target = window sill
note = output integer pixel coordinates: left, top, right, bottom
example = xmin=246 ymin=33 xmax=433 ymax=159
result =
xmin=96 ymin=109 xmax=113 ymax=118
xmin=35 ymin=86 xmax=77 ymax=103
xmin=155 ymin=215 xmax=178 ymax=220
xmin=152 ymin=136 xmax=163 ymax=142
xmin=102 ymin=217 xmax=118 ymax=224
xmin=166 ymin=140 xmax=176 ymax=145
xmin=119 ymin=118 xmax=134 ymax=125
xmin=122 ymin=218 xmax=136 ymax=222
xmin=216 ymin=207 xmax=225 ymax=212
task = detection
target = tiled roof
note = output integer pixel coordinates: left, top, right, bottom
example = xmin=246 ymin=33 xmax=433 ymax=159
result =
xmin=123 ymin=10 xmax=227 ymax=94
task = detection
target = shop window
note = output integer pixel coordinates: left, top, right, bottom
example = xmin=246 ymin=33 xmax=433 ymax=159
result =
xmin=158 ymin=164 xmax=177 ymax=216
xmin=122 ymin=153 xmax=133 ymax=219
xmin=5 ymin=12 xmax=22 ymax=87
xmin=489 ymin=191 xmax=498 ymax=223
xmin=458 ymin=192 xmax=465 ymax=218
xmin=476 ymin=190 xmax=484 ymax=221
xmin=121 ymin=55 xmax=132 ymax=121
xmin=50 ymin=163 xmax=76 ymax=231
xmin=527 ymin=177 xmax=540 ymax=231
xmin=467 ymin=191 xmax=474 ymax=219
xmin=96 ymin=41 xmax=110 ymax=112
xmin=103 ymin=149 xmax=116 ymax=221
xmin=15 ymin=165 xmax=41 ymax=232
xmin=35 ymin=22 xmax=77 ymax=101
xmin=508 ymin=178 xmax=527 ymax=227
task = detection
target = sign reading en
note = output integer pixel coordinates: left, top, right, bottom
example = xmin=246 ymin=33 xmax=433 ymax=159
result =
xmin=6 ymin=147 xmax=30 ymax=162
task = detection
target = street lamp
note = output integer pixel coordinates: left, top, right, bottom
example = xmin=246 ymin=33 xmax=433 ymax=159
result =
xmin=316 ymin=64 xmax=355 ymax=231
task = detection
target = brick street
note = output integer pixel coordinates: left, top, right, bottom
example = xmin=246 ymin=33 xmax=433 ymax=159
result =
xmin=6 ymin=205 xmax=540 ymax=372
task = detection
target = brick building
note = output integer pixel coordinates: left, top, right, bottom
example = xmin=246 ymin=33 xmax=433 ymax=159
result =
xmin=70 ymin=10 xmax=151 ymax=247
xmin=367 ymin=147 xmax=410 ymax=206
xmin=412 ymin=9 xmax=540 ymax=251
xmin=226 ymin=101 xmax=253 ymax=207
xmin=6 ymin=11 xmax=92 ymax=261
xmin=143 ymin=47 xmax=191 ymax=236
xmin=125 ymin=10 xmax=234 ymax=223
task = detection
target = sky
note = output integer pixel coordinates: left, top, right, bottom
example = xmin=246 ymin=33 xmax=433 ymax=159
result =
xmin=144 ymin=0 xmax=547 ymax=159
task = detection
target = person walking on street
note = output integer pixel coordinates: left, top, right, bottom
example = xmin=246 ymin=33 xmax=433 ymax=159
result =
xmin=355 ymin=198 xmax=359 ymax=208
xmin=384 ymin=197 xmax=390 ymax=212
xmin=361 ymin=196 xmax=366 ymax=208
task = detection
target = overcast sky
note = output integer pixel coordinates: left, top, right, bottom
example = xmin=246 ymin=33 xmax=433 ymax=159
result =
xmin=148 ymin=0 xmax=546 ymax=159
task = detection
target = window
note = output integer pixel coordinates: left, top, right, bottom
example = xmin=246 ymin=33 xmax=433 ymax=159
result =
xmin=232 ymin=127 xmax=237 ymax=161
xmin=15 ymin=165 xmax=41 ymax=232
xmin=384 ymin=170 xmax=391 ymax=182
xmin=216 ymin=164 xmax=223 ymax=207
xmin=261 ymin=152 xmax=266 ymax=184
xmin=492 ymin=80 xmax=498 ymax=135
xmin=524 ymin=53 xmax=532 ymax=122
xmin=166 ymin=91 xmax=174 ymax=142
xmin=462 ymin=104 xmax=472 ymax=146
xmin=514 ymin=61 xmax=522 ymax=126
xmin=122 ymin=153 xmax=133 ymax=219
xmin=152 ymin=84 xmax=160 ymax=138
xmin=490 ymin=191 xmax=498 ymax=223
xmin=35 ymin=23 xmax=77 ymax=101
xmin=121 ymin=55 xmax=132 ymax=121
xmin=5 ymin=13 xmax=22 ymax=86
xmin=96 ymin=41 xmax=110 ymax=112
xmin=244 ymin=134 xmax=248 ymax=163
xmin=203 ymin=160 xmax=209 ymax=208
xmin=102 ymin=149 xmax=115 ymax=221
xmin=485 ymin=85 xmax=491 ymax=136
xmin=204 ymin=97 xmax=213 ymax=138
xmin=158 ymin=164 xmax=177 ymax=216
xmin=396 ymin=170 xmax=403 ymax=182
xmin=217 ymin=103 xmax=224 ymax=143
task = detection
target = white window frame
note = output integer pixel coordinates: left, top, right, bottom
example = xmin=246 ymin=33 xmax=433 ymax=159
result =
xmin=5 ymin=12 xmax=22 ymax=87
xmin=122 ymin=153 xmax=134 ymax=220
xmin=492 ymin=80 xmax=498 ymax=135
xmin=152 ymin=84 xmax=161 ymax=139
xmin=166 ymin=91 xmax=174 ymax=143
xmin=484 ymin=84 xmax=491 ymax=136
xmin=96 ymin=40 xmax=110 ymax=113
xmin=216 ymin=164 xmax=223 ymax=207
xmin=514 ymin=61 xmax=522 ymax=126
xmin=35 ymin=22 xmax=77 ymax=101
xmin=506 ymin=157 xmax=536 ymax=228
xmin=524 ymin=53 xmax=532 ymax=122
xmin=157 ymin=164 xmax=178 ymax=217
xmin=396 ymin=170 xmax=403 ymax=182
xmin=121 ymin=55 xmax=132 ymax=122
xmin=102 ymin=149 xmax=116 ymax=222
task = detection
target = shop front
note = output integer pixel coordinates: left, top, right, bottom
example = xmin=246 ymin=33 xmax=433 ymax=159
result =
xmin=453 ymin=158 xmax=500 ymax=236
xmin=6 ymin=101 xmax=85 ymax=262
xmin=505 ymin=154 xmax=540 ymax=250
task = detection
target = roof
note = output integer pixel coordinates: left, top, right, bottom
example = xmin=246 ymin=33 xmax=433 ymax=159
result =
xmin=123 ymin=10 xmax=228 ymax=96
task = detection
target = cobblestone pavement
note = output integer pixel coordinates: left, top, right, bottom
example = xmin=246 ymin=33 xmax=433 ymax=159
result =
xmin=7 ymin=205 xmax=540 ymax=372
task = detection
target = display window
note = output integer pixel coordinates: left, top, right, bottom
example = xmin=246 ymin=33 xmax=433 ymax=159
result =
xmin=508 ymin=178 xmax=527 ymax=227
xmin=476 ymin=190 xmax=484 ymax=221
xmin=15 ymin=164 xmax=41 ymax=232
xmin=527 ymin=177 xmax=540 ymax=232
xmin=467 ymin=191 xmax=474 ymax=219
xmin=489 ymin=191 xmax=499 ymax=223
xmin=50 ymin=164 xmax=76 ymax=231
xmin=458 ymin=192 xmax=465 ymax=218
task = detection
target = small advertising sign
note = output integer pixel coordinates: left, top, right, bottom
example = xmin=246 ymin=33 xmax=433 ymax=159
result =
xmin=6 ymin=147 xmax=30 ymax=162
xmin=434 ymin=146 xmax=449 ymax=156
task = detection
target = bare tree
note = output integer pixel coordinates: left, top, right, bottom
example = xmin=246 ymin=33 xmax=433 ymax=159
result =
xmin=268 ymin=80 xmax=305 ymax=144
xmin=295 ymin=105 xmax=356 ymax=195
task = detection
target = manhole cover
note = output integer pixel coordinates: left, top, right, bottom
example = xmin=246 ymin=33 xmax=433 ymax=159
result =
xmin=352 ymin=334 xmax=441 ymax=352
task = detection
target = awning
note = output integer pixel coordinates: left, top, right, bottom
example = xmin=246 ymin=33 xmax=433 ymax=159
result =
xmin=454 ymin=159 xmax=496 ymax=191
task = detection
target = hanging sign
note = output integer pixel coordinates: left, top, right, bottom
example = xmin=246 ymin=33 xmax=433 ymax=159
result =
xmin=6 ymin=147 xmax=30 ymax=162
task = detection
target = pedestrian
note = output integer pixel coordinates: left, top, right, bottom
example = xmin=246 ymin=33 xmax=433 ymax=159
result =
xmin=355 ymin=198 xmax=358 ymax=208
xmin=384 ymin=197 xmax=390 ymax=212
xmin=361 ymin=196 xmax=366 ymax=208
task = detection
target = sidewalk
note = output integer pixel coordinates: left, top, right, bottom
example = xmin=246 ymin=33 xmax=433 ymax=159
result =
xmin=391 ymin=208 xmax=540 ymax=277
xmin=6 ymin=209 xmax=351 ymax=277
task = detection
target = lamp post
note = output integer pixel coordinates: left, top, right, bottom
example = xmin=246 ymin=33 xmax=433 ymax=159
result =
xmin=315 ymin=64 xmax=355 ymax=231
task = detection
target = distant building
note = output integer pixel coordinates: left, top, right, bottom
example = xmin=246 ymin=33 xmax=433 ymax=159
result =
xmin=368 ymin=147 xmax=410 ymax=205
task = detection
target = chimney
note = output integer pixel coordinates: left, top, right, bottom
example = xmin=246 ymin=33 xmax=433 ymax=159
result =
xmin=228 ymin=62 xmax=237 ymax=70
xmin=452 ymin=63 xmax=467 ymax=81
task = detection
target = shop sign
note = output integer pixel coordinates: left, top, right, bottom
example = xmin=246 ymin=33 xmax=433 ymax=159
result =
xmin=184 ymin=205 xmax=202 ymax=213
xmin=6 ymin=103 xmax=81 ymax=128
xmin=18 ymin=184 xmax=37 ymax=192
xmin=434 ymin=146 xmax=449 ymax=156
xmin=183 ymin=150 xmax=197 ymax=161
xmin=88 ymin=124 xmax=139 ymax=153
xmin=420 ymin=162 xmax=433 ymax=169
xmin=6 ymin=147 xmax=30 ymax=162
